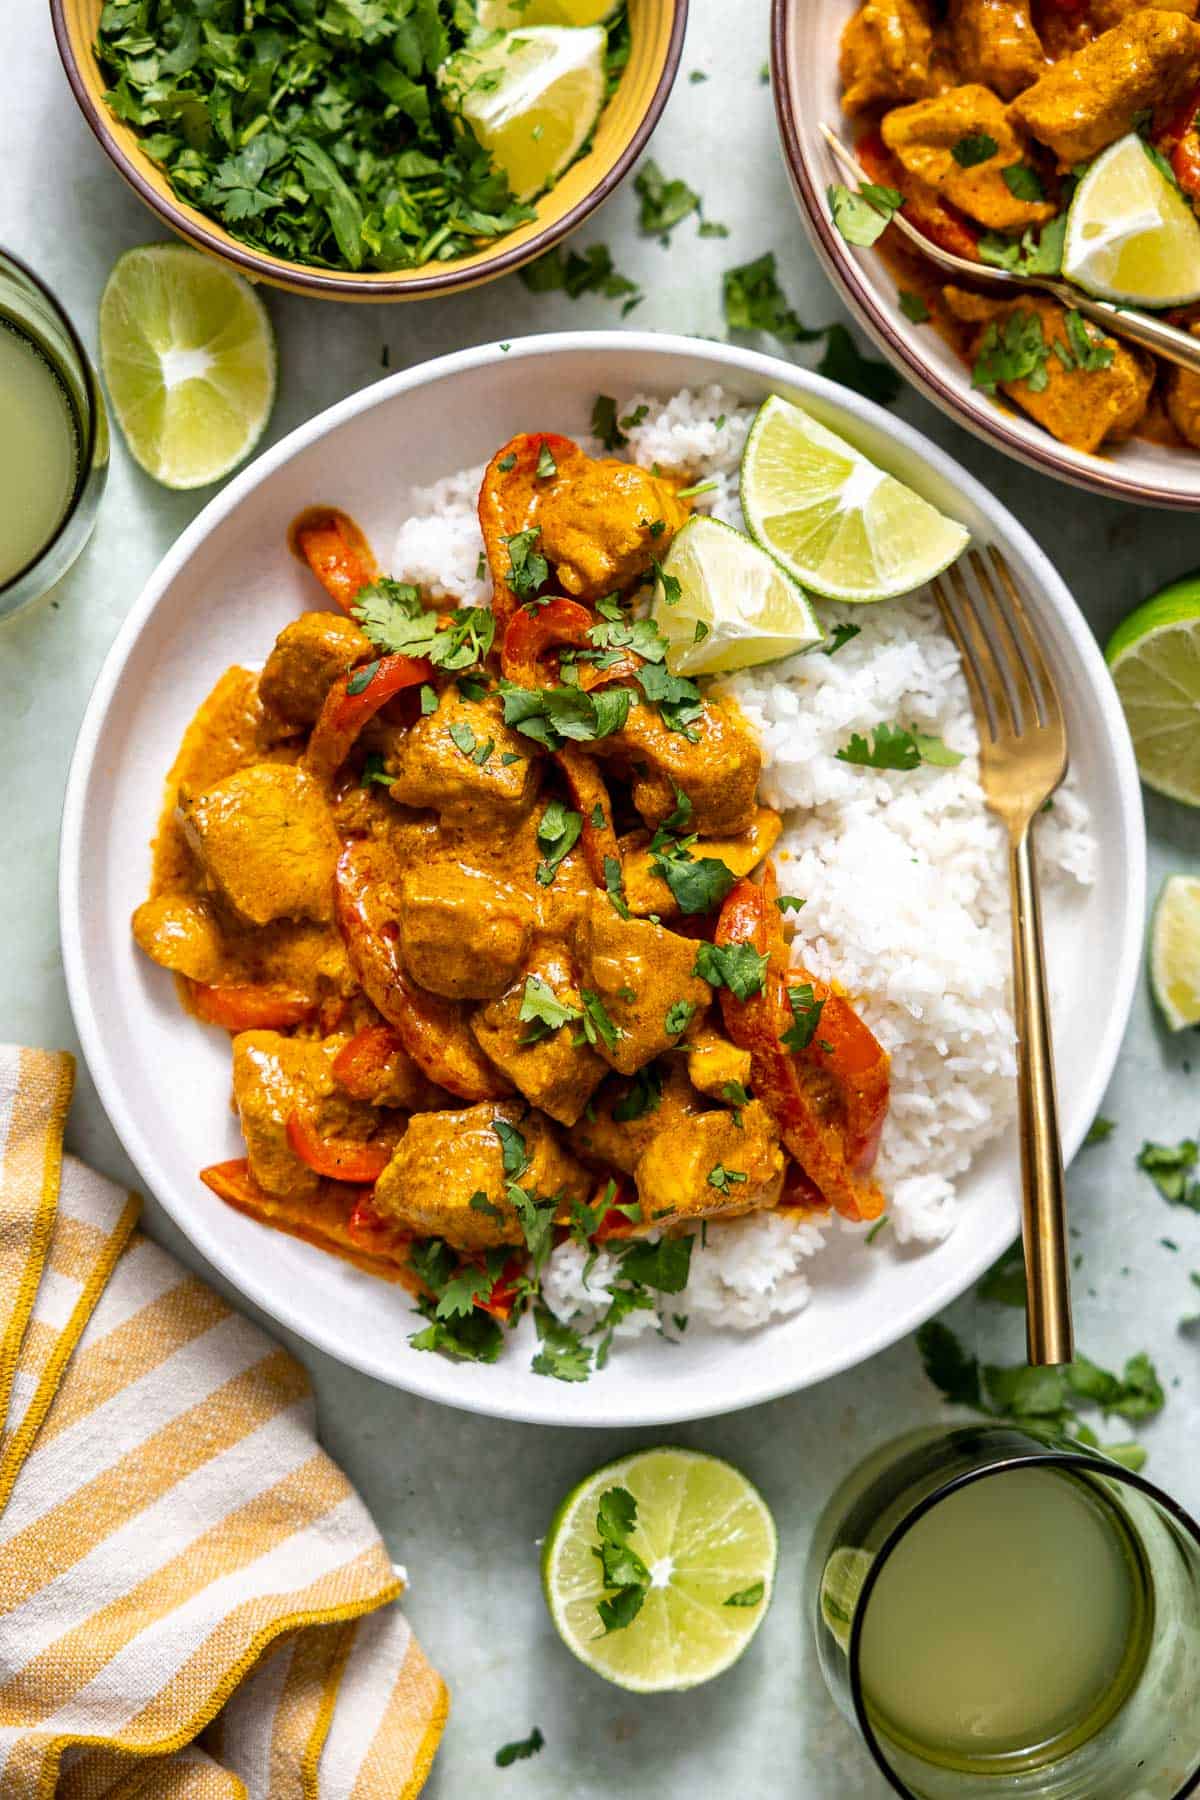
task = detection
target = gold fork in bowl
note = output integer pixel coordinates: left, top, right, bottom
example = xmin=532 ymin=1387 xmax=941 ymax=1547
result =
xmin=932 ymin=548 xmax=1073 ymax=1367
xmin=821 ymin=123 xmax=1200 ymax=380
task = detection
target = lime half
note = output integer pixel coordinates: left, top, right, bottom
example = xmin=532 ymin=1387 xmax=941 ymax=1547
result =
xmin=652 ymin=514 xmax=823 ymax=675
xmin=476 ymin=0 xmax=618 ymax=24
xmin=740 ymin=395 xmax=970 ymax=602
xmin=441 ymin=26 xmax=607 ymax=204
xmin=1063 ymin=133 xmax=1200 ymax=308
xmin=1151 ymin=875 xmax=1200 ymax=1031
xmin=1106 ymin=576 xmax=1200 ymax=805
xmin=542 ymin=1447 xmax=776 ymax=1692
xmin=98 ymin=244 xmax=276 ymax=490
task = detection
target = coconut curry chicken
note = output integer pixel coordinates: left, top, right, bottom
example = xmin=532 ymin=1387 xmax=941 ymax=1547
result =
xmin=132 ymin=433 xmax=888 ymax=1371
xmin=838 ymin=0 xmax=1200 ymax=453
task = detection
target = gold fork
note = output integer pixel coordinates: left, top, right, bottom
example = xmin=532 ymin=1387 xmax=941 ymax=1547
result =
xmin=930 ymin=547 xmax=1073 ymax=1367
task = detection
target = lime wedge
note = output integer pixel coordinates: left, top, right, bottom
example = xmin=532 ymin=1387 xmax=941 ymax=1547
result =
xmin=542 ymin=1447 xmax=776 ymax=1692
xmin=440 ymin=26 xmax=607 ymax=204
xmin=1063 ymin=132 xmax=1200 ymax=307
xmin=652 ymin=515 xmax=823 ymax=675
xmin=1151 ymin=875 xmax=1200 ymax=1030
xmin=1106 ymin=575 xmax=1200 ymax=805
xmin=476 ymin=0 xmax=617 ymax=24
xmin=819 ymin=1546 xmax=874 ymax=1652
xmin=98 ymin=244 xmax=276 ymax=491
xmin=740 ymin=395 xmax=970 ymax=602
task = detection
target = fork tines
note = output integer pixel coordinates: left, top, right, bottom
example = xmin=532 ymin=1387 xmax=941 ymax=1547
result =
xmin=931 ymin=548 xmax=1066 ymax=755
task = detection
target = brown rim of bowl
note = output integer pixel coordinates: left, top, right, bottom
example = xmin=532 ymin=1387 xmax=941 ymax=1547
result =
xmin=769 ymin=0 xmax=1197 ymax=511
xmin=50 ymin=0 xmax=689 ymax=301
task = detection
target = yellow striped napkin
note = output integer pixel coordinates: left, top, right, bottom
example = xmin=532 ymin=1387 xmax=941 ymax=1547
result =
xmin=0 ymin=1046 xmax=448 ymax=1799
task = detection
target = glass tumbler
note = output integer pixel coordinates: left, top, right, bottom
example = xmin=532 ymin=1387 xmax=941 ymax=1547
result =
xmin=0 ymin=247 xmax=108 ymax=621
xmin=808 ymin=1424 xmax=1200 ymax=1799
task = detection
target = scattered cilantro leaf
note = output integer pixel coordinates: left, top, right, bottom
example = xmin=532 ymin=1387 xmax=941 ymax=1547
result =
xmin=823 ymin=622 xmax=862 ymax=656
xmin=360 ymin=751 xmax=392 ymax=787
xmin=898 ymin=288 xmax=931 ymax=324
xmin=521 ymin=242 xmax=641 ymax=307
xmin=1138 ymin=1139 xmax=1200 ymax=1209
xmin=775 ymin=894 xmax=805 ymax=913
xmin=1001 ymin=162 xmax=1045 ymax=201
xmin=977 ymin=212 xmax=1067 ymax=278
xmin=916 ymin=1320 xmax=982 ymax=1408
xmin=532 ymin=1308 xmax=592 ymax=1382
xmin=653 ymin=849 xmax=736 ymax=916
xmin=619 ymin=1232 xmax=694 ymax=1293
xmin=836 ymin=722 xmax=963 ymax=770
xmin=664 ymin=998 xmax=696 ymax=1036
xmin=722 ymin=251 xmax=825 ymax=342
xmin=493 ymin=1119 xmax=529 ymax=1180
xmin=503 ymin=527 xmax=549 ymax=599
xmin=817 ymin=322 xmax=902 ymax=405
xmin=536 ymin=442 xmax=558 ymax=479
xmin=781 ymin=982 xmax=825 ymax=1053
xmin=495 ymin=1727 xmax=545 ymax=1767
xmin=613 ymin=1065 xmax=663 ymax=1123
xmin=1084 ymin=1114 xmax=1116 ymax=1147
xmin=828 ymin=180 xmax=904 ymax=247
xmin=580 ymin=989 xmax=624 ymax=1053
xmin=707 ymin=1163 xmax=748 ymax=1194
xmin=693 ymin=940 xmax=769 ymax=999
xmin=409 ymin=1301 xmax=503 ymax=1363
xmin=592 ymin=393 xmax=626 ymax=450
xmin=952 ymin=132 xmax=998 ymax=168
xmin=535 ymin=799 xmax=584 ymax=885
xmin=518 ymin=975 xmax=582 ymax=1041
xmin=972 ymin=308 xmax=1051 ymax=394
xmin=634 ymin=159 xmax=700 ymax=236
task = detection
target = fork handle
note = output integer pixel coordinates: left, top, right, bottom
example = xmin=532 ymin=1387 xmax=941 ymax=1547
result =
xmin=1009 ymin=825 xmax=1074 ymax=1367
xmin=1047 ymin=285 xmax=1200 ymax=377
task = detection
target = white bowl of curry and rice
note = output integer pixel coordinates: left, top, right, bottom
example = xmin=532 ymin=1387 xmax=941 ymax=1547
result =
xmin=773 ymin=0 xmax=1200 ymax=506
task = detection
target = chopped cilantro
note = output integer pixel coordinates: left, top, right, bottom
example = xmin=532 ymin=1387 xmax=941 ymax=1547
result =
xmin=503 ymin=528 xmax=549 ymax=599
xmin=708 ymin=1163 xmax=748 ymax=1194
xmin=592 ymin=393 xmax=626 ymax=450
xmin=723 ymin=251 xmax=824 ymax=342
xmin=1084 ymin=1114 xmax=1116 ymax=1147
xmin=775 ymin=894 xmax=805 ymax=913
xmin=580 ymin=989 xmax=624 ymax=1053
xmin=653 ymin=559 xmax=683 ymax=608
xmin=817 ymin=323 xmax=902 ymax=405
xmin=634 ymin=159 xmax=699 ymax=236
xmin=1143 ymin=137 xmax=1182 ymax=193
xmin=822 ymin=622 xmax=862 ymax=657
xmin=419 ymin=683 xmax=439 ymax=715
xmin=952 ymin=133 xmax=998 ymax=168
xmin=354 ymin=579 xmax=494 ymax=670
xmin=721 ymin=1080 xmax=751 ymax=1109
xmin=613 ymin=1065 xmax=663 ymax=1123
xmin=409 ymin=1302 xmax=503 ymax=1363
xmin=1062 ymin=310 xmax=1115 ymax=374
xmin=360 ymin=751 xmax=391 ymax=787
xmin=864 ymin=1215 xmax=889 ymax=1245
xmin=535 ymin=799 xmax=583 ymax=885
xmin=346 ymin=660 xmax=379 ymax=697
xmin=521 ymin=242 xmax=640 ymax=308
xmin=828 ymin=181 xmax=904 ymax=248
xmin=603 ymin=854 xmax=631 ymax=919
xmin=898 ymin=290 xmax=931 ymax=324
xmin=635 ymin=661 xmax=705 ymax=736
xmin=536 ymin=442 xmax=558 ymax=479
xmin=595 ymin=1486 xmax=651 ymax=1632
xmin=693 ymin=940 xmax=769 ymax=1000
xmin=495 ymin=1727 xmax=545 ymax=1767
xmin=448 ymin=719 xmax=477 ymax=759
xmin=836 ymin=722 xmax=963 ymax=770
xmin=781 ymin=982 xmax=825 ymax=1053
xmin=497 ymin=452 xmax=517 ymax=472
xmin=499 ymin=678 xmax=631 ymax=750
xmin=518 ymin=975 xmax=581 ymax=1041
xmin=532 ymin=1308 xmax=592 ymax=1382
xmin=653 ymin=849 xmax=736 ymax=915
xmin=1138 ymin=1139 xmax=1200 ymax=1209
xmin=619 ymin=1232 xmax=693 ymax=1292
xmin=492 ymin=1119 xmax=528 ymax=1179
xmin=664 ymin=998 xmax=696 ymax=1036
xmin=978 ymin=212 xmax=1067 ymax=278
xmin=469 ymin=1190 xmax=505 ymax=1222
xmin=1001 ymin=162 xmax=1045 ymax=201
xmin=972 ymin=308 xmax=1051 ymax=394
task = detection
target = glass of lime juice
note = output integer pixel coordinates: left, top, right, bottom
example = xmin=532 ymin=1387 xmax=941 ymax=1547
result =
xmin=809 ymin=1425 xmax=1200 ymax=1799
xmin=0 ymin=248 xmax=108 ymax=621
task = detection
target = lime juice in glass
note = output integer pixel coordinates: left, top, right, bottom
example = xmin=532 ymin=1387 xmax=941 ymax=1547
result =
xmin=0 ymin=249 xmax=107 ymax=619
xmin=810 ymin=1425 xmax=1200 ymax=1798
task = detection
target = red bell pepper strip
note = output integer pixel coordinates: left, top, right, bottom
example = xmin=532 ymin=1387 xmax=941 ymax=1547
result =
xmin=285 ymin=1110 xmax=397 ymax=1185
xmin=332 ymin=1024 xmax=408 ymax=1100
xmin=477 ymin=1253 xmax=525 ymax=1321
xmin=500 ymin=597 xmax=594 ymax=684
xmin=188 ymin=981 xmax=316 ymax=1032
xmin=714 ymin=877 xmax=886 ymax=1222
xmin=304 ymin=652 xmax=434 ymax=781
xmin=856 ymin=131 xmax=980 ymax=263
xmin=1162 ymin=85 xmax=1200 ymax=201
xmin=335 ymin=841 xmax=511 ymax=1102
xmin=295 ymin=509 xmax=379 ymax=615
xmin=787 ymin=977 xmax=890 ymax=1176
xmin=557 ymin=743 xmax=625 ymax=893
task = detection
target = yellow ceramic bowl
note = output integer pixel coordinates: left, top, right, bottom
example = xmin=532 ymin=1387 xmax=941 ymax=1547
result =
xmin=51 ymin=0 xmax=687 ymax=301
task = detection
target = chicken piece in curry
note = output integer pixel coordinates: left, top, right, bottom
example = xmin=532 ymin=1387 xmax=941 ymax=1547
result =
xmin=134 ymin=436 xmax=889 ymax=1361
xmin=838 ymin=0 xmax=1200 ymax=455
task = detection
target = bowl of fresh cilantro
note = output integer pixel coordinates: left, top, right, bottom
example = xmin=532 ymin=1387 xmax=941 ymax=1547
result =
xmin=51 ymin=0 xmax=686 ymax=299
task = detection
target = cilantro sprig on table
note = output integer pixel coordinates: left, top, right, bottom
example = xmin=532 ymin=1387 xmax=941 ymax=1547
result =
xmin=95 ymin=0 xmax=541 ymax=273
xmin=723 ymin=252 xmax=901 ymax=405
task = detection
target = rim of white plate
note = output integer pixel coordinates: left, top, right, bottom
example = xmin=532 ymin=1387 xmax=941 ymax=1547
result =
xmin=59 ymin=332 xmax=1146 ymax=1426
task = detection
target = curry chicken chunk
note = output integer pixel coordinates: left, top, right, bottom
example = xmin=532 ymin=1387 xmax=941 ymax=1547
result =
xmin=840 ymin=0 xmax=1200 ymax=457
xmin=133 ymin=433 xmax=890 ymax=1361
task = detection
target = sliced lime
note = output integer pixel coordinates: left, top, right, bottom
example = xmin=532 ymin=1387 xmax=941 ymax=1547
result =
xmin=440 ymin=26 xmax=607 ymax=204
xmin=476 ymin=0 xmax=618 ymax=25
xmin=740 ymin=395 xmax=969 ymax=603
xmin=98 ymin=244 xmax=276 ymax=491
xmin=1063 ymin=133 xmax=1200 ymax=308
xmin=652 ymin=514 xmax=823 ymax=675
xmin=542 ymin=1447 xmax=776 ymax=1692
xmin=1150 ymin=875 xmax=1200 ymax=1031
xmin=819 ymin=1546 xmax=874 ymax=1652
xmin=1106 ymin=576 xmax=1200 ymax=805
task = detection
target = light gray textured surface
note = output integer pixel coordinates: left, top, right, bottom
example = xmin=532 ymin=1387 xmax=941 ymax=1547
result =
xmin=3 ymin=1 xmax=1199 ymax=1794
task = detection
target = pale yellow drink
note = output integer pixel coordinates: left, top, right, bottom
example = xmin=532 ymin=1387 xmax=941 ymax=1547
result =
xmin=858 ymin=1467 xmax=1151 ymax=1770
xmin=0 ymin=322 xmax=79 ymax=587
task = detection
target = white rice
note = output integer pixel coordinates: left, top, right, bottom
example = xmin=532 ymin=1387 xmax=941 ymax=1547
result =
xmin=391 ymin=385 xmax=1095 ymax=1340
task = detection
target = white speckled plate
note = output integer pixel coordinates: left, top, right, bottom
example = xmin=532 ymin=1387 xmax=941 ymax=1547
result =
xmin=60 ymin=334 xmax=1143 ymax=1427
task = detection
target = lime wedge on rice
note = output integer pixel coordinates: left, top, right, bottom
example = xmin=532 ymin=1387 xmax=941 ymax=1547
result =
xmin=98 ymin=244 xmax=276 ymax=490
xmin=1150 ymin=875 xmax=1200 ymax=1030
xmin=740 ymin=395 xmax=970 ymax=602
xmin=542 ymin=1447 xmax=776 ymax=1692
xmin=652 ymin=514 xmax=823 ymax=675
xmin=1105 ymin=575 xmax=1200 ymax=804
xmin=440 ymin=26 xmax=607 ymax=204
xmin=819 ymin=1546 xmax=874 ymax=1652
xmin=1062 ymin=133 xmax=1200 ymax=307
xmin=475 ymin=0 xmax=618 ymax=25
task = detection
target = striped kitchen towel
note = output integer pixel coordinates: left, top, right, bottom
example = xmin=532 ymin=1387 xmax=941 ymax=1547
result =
xmin=0 ymin=1046 xmax=448 ymax=1799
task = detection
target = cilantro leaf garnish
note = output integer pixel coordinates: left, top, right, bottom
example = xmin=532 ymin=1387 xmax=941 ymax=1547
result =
xmin=722 ymin=251 xmax=825 ymax=341
xmin=1061 ymin=311 xmax=1115 ymax=374
xmin=898 ymin=288 xmax=931 ymax=323
xmin=521 ymin=245 xmax=641 ymax=312
xmin=693 ymin=940 xmax=769 ymax=1000
xmin=535 ymin=799 xmax=583 ymax=885
xmin=781 ymin=982 xmax=825 ymax=1052
xmin=723 ymin=1581 xmax=764 ymax=1607
xmin=663 ymin=998 xmax=696 ymax=1037
xmin=952 ymin=132 xmax=998 ymax=167
xmin=360 ymin=751 xmax=392 ymax=787
xmin=634 ymin=159 xmax=700 ymax=236
xmin=603 ymin=854 xmax=631 ymax=919
xmin=707 ymin=1163 xmax=748 ymax=1194
xmin=635 ymin=661 xmax=705 ymax=737
xmin=1001 ymin=162 xmax=1045 ymax=201
xmin=619 ymin=1233 xmax=694 ymax=1293
xmin=612 ymin=1065 xmax=664 ymax=1123
xmin=532 ymin=1308 xmax=592 ymax=1383
xmin=409 ymin=1302 xmax=503 ymax=1363
xmin=817 ymin=323 xmax=902 ymax=406
xmin=652 ymin=847 xmax=736 ymax=916
xmin=448 ymin=719 xmax=476 ymax=759
xmin=580 ymin=989 xmax=624 ymax=1053
xmin=495 ymin=1727 xmax=545 ymax=1767
xmin=822 ymin=622 xmax=862 ymax=656
xmin=1084 ymin=1114 xmax=1116 ymax=1147
xmin=536 ymin=442 xmax=557 ymax=479
xmin=503 ymin=527 xmax=549 ymax=599
xmin=1138 ymin=1138 xmax=1200 ymax=1209
xmin=972 ymin=308 xmax=1051 ymax=394
xmin=828 ymin=180 xmax=904 ymax=248
xmin=594 ymin=1485 xmax=651 ymax=1632
xmin=652 ymin=558 xmax=682 ymax=608
xmin=492 ymin=1119 xmax=529 ymax=1180
xmin=775 ymin=894 xmax=805 ymax=914
xmin=346 ymin=660 xmax=379 ymax=697
xmin=835 ymin=722 xmax=963 ymax=770
xmin=592 ymin=394 xmax=626 ymax=450
xmin=353 ymin=579 xmax=495 ymax=670
xmin=499 ymin=679 xmax=631 ymax=750
xmin=469 ymin=1190 xmax=505 ymax=1222
xmin=518 ymin=974 xmax=582 ymax=1041
xmin=977 ymin=212 xmax=1067 ymax=278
